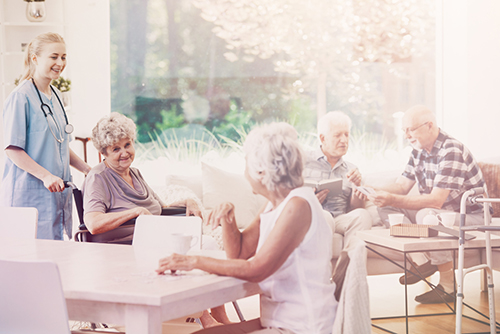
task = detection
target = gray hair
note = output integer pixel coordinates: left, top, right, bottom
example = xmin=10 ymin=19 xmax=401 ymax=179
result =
xmin=92 ymin=112 xmax=137 ymax=154
xmin=243 ymin=122 xmax=303 ymax=192
xmin=20 ymin=32 xmax=65 ymax=82
xmin=317 ymin=111 xmax=352 ymax=136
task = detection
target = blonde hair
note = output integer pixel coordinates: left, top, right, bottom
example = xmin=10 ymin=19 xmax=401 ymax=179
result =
xmin=20 ymin=32 xmax=66 ymax=82
xmin=92 ymin=112 xmax=137 ymax=155
xmin=243 ymin=122 xmax=304 ymax=192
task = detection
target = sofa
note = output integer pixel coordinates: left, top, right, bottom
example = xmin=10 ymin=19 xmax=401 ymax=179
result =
xmin=137 ymin=155 xmax=500 ymax=276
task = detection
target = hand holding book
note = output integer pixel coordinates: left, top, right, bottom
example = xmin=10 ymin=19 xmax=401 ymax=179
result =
xmin=303 ymin=178 xmax=342 ymax=196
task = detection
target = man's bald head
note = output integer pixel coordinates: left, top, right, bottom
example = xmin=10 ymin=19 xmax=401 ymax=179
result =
xmin=403 ymin=105 xmax=437 ymax=127
xmin=402 ymin=105 xmax=440 ymax=152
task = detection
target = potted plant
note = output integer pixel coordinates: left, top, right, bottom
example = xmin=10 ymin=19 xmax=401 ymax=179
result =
xmin=51 ymin=76 xmax=72 ymax=107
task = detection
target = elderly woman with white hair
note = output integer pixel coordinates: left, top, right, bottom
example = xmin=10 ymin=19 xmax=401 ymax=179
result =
xmin=156 ymin=122 xmax=337 ymax=334
xmin=83 ymin=112 xmax=202 ymax=244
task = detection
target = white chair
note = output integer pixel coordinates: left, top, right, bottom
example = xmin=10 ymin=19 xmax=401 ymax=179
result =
xmin=133 ymin=215 xmax=246 ymax=328
xmin=133 ymin=215 xmax=203 ymax=250
xmin=0 ymin=207 xmax=38 ymax=239
xmin=133 ymin=215 xmax=205 ymax=331
xmin=0 ymin=259 xmax=71 ymax=334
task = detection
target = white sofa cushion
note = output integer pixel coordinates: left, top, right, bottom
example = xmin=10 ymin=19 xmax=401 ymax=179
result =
xmin=165 ymin=174 xmax=203 ymax=201
xmin=201 ymin=162 xmax=267 ymax=229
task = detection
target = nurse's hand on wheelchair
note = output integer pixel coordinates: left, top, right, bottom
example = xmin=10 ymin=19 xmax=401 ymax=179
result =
xmin=43 ymin=174 xmax=65 ymax=193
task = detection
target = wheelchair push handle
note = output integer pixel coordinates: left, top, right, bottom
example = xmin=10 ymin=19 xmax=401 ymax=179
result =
xmin=64 ymin=181 xmax=77 ymax=190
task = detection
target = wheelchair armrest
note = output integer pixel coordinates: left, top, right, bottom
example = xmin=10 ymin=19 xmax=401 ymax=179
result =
xmin=74 ymin=207 xmax=184 ymax=243
xmin=77 ymin=218 xmax=136 ymax=232
xmin=122 ymin=218 xmax=137 ymax=226
xmin=75 ymin=218 xmax=136 ymax=243
xmin=161 ymin=206 xmax=187 ymax=216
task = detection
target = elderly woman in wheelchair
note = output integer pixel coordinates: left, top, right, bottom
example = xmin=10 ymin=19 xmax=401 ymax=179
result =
xmin=82 ymin=112 xmax=233 ymax=327
xmin=82 ymin=112 xmax=202 ymax=244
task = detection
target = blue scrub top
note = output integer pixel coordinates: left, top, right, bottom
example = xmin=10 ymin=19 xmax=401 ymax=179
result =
xmin=0 ymin=79 xmax=73 ymax=240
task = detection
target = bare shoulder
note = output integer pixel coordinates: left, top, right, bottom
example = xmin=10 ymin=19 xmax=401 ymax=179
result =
xmin=282 ymin=196 xmax=312 ymax=218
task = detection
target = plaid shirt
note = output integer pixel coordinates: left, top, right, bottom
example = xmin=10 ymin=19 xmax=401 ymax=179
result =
xmin=303 ymin=149 xmax=356 ymax=217
xmin=402 ymin=130 xmax=485 ymax=212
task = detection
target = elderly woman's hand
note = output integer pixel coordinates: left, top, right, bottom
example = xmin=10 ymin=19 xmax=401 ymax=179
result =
xmin=156 ymin=253 xmax=197 ymax=274
xmin=185 ymin=198 xmax=202 ymax=218
xmin=206 ymin=202 xmax=236 ymax=230
xmin=135 ymin=206 xmax=153 ymax=216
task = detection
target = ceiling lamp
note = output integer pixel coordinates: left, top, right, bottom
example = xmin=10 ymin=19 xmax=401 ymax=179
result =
xmin=25 ymin=0 xmax=46 ymax=22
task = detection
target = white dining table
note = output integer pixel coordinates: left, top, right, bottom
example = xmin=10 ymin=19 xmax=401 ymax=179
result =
xmin=0 ymin=237 xmax=261 ymax=334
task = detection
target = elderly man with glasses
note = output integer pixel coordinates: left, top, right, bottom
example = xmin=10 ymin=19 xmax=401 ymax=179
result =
xmin=364 ymin=105 xmax=486 ymax=304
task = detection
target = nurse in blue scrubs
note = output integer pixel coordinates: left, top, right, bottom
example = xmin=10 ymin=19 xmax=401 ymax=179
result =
xmin=0 ymin=32 xmax=90 ymax=240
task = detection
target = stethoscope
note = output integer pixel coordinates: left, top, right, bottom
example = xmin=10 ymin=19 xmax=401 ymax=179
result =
xmin=32 ymin=78 xmax=74 ymax=143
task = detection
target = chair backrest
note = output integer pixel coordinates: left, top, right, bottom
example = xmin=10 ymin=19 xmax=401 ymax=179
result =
xmin=0 ymin=207 xmax=38 ymax=239
xmin=0 ymin=259 xmax=70 ymax=334
xmin=133 ymin=215 xmax=203 ymax=250
xmin=479 ymin=162 xmax=500 ymax=217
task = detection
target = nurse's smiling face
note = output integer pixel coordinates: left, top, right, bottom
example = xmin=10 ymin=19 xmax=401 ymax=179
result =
xmin=33 ymin=42 xmax=66 ymax=83
xmin=103 ymin=137 xmax=135 ymax=175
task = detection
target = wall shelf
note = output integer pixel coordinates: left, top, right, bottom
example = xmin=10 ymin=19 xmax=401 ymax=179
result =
xmin=2 ymin=22 xmax=64 ymax=27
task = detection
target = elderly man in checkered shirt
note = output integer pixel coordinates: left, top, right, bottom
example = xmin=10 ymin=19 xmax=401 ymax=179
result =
xmin=366 ymin=105 xmax=486 ymax=304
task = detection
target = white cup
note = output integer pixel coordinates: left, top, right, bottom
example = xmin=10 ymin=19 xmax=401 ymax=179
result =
xmin=437 ymin=212 xmax=457 ymax=227
xmin=168 ymin=233 xmax=198 ymax=255
xmin=388 ymin=213 xmax=405 ymax=226
xmin=422 ymin=214 xmax=439 ymax=225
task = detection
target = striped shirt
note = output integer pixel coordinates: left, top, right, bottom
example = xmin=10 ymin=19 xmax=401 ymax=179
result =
xmin=303 ymin=149 xmax=355 ymax=217
xmin=402 ymin=130 xmax=485 ymax=212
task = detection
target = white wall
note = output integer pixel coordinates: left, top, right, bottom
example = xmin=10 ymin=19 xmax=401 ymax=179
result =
xmin=64 ymin=0 xmax=110 ymax=185
xmin=439 ymin=0 xmax=500 ymax=161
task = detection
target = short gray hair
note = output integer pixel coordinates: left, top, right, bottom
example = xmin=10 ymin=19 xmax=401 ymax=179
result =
xmin=317 ymin=111 xmax=352 ymax=136
xmin=92 ymin=112 xmax=137 ymax=154
xmin=243 ymin=122 xmax=303 ymax=192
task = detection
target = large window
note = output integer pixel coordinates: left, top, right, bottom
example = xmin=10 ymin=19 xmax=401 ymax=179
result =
xmin=110 ymin=0 xmax=435 ymax=167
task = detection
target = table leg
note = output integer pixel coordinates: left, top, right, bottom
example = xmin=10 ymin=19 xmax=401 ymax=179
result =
xmin=125 ymin=304 xmax=162 ymax=334
xmin=404 ymin=253 xmax=409 ymax=334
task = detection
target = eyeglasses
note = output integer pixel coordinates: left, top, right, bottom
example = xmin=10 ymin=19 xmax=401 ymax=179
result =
xmin=402 ymin=121 xmax=429 ymax=135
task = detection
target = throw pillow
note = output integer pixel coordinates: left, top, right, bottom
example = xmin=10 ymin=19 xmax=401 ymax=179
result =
xmin=201 ymin=162 xmax=267 ymax=229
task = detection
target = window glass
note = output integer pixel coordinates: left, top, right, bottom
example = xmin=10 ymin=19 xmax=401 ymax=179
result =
xmin=110 ymin=0 xmax=435 ymax=170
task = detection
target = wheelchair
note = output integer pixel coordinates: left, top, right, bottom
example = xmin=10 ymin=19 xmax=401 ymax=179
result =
xmin=64 ymin=181 xmax=186 ymax=244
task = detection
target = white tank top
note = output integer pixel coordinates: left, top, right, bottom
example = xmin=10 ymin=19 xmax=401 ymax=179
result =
xmin=257 ymin=187 xmax=337 ymax=334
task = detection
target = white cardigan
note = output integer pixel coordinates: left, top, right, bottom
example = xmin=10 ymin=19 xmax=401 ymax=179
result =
xmin=332 ymin=236 xmax=371 ymax=334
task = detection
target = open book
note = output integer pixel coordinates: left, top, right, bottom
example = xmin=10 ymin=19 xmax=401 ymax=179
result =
xmin=304 ymin=178 xmax=342 ymax=196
